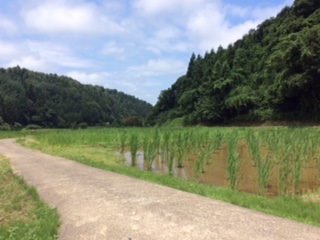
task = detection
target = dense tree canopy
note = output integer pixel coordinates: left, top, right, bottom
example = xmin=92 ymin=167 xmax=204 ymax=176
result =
xmin=0 ymin=67 xmax=152 ymax=128
xmin=147 ymin=0 xmax=320 ymax=126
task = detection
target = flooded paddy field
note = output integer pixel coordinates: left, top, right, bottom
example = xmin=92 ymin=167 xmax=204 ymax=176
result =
xmin=24 ymin=126 xmax=320 ymax=198
xmin=119 ymin=127 xmax=320 ymax=197
xmin=122 ymin=144 xmax=319 ymax=197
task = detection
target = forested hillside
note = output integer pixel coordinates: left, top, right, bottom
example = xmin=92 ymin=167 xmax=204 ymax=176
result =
xmin=147 ymin=0 xmax=320 ymax=126
xmin=0 ymin=66 xmax=152 ymax=129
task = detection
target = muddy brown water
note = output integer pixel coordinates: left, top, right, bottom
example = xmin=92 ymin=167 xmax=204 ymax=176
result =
xmin=121 ymin=143 xmax=320 ymax=197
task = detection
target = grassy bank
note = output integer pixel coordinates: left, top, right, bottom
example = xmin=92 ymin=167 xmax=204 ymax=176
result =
xmin=0 ymin=131 xmax=28 ymax=140
xmin=0 ymin=155 xmax=59 ymax=240
xmin=18 ymin=128 xmax=320 ymax=227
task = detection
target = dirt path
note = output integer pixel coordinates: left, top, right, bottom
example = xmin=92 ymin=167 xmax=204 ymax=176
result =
xmin=0 ymin=139 xmax=319 ymax=240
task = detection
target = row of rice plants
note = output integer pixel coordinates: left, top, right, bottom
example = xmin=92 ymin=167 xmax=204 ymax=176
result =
xmin=246 ymin=130 xmax=272 ymax=196
xmin=32 ymin=128 xmax=119 ymax=147
xmin=194 ymin=130 xmax=222 ymax=181
xmin=116 ymin=127 xmax=320 ymax=196
xmin=226 ymin=131 xmax=241 ymax=190
xmin=259 ymin=128 xmax=320 ymax=196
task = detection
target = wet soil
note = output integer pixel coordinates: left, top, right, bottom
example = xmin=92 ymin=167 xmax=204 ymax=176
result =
xmin=122 ymin=143 xmax=320 ymax=197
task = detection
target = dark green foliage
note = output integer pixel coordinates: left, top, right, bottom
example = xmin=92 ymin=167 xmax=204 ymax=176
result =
xmin=0 ymin=123 xmax=11 ymax=131
xmin=147 ymin=0 xmax=320 ymax=125
xmin=78 ymin=122 xmax=88 ymax=129
xmin=13 ymin=122 xmax=22 ymax=131
xmin=0 ymin=67 xmax=152 ymax=128
xmin=0 ymin=116 xmax=11 ymax=131
xmin=24 ymin=124 xmax=42 ymax=130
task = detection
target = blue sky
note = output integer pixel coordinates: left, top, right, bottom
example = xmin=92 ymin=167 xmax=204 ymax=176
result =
xmin=0 ymin=0 xmax=294 ymax=104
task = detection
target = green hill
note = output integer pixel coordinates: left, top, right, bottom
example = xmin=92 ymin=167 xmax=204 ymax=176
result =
xmin=0 ymin=66 xmax=152 ymax=129
xmin=147 ymin=0 xmax=320 ymax=126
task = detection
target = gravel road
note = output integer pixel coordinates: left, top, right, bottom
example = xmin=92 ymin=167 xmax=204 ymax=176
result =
xmin=0 ymin=139 xmax=319 ymax=240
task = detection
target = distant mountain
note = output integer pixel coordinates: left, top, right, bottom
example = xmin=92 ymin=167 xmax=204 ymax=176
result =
xmin=147 ymin=0 xmax=320 ymax=126
xmin=0 ymin=66 xmax=152 ymax=128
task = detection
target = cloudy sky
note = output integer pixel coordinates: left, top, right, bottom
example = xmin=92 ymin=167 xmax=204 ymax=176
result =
xmin=0 ymin=0 xmax=294 ymax=105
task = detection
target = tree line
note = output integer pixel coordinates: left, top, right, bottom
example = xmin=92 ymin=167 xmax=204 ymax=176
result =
xmin=147 ymin=0 xmax=320 ymax=126
xmin=0 ymin=66 xmax=152 ymax=129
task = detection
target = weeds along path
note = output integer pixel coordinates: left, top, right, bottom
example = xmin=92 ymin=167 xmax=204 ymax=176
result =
xmin=0 ymin=139 xmax=319 ymax=240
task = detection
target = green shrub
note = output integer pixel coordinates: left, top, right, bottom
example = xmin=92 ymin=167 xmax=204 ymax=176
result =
xmin=13 ymin=122 xmax=23 ymax=131
xmin=24 ymin=124 xmax=42 ymax=130
xmin=69 ymin=122 xmax=78 ymax=129
xmin=0 ymin=123 xmax=12 ymax=131
xmin=78 ymin=122 xmax=88 ymax=129
xmin=255 ymin=108 xmax=279 ymax=121
xmin=122 ymin=116 xmax=143 ymax=127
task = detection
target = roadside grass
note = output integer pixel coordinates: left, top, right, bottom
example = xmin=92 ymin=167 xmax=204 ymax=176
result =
xmin=0 ymin=155 xmax=59 ymax=240
xmin=19 ymin=133 xmax=320 ymax=227
xmin=0 ymin=131 xmax=27 ymax=140
xmin=302 ymin=189 xmax=320 ymax=203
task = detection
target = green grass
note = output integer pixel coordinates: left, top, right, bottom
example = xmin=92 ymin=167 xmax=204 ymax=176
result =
xmin=0 ymin=155 xmax=59 ymax=240
xmin=0 ymin=131 xmax=28 ymax=140
xmin=129 ymin=133 xmax=139 ymax=166
xmin=161 ymin=117 xmax=184 ymax=127
xmin=17 ymin=129 xmax=320 ymax=227
xmin=227 ymin=132 xmax=241 ymax=190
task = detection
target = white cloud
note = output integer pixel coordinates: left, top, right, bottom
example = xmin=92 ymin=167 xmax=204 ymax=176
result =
xmin=184 ymin=0 xmax=294 ymax=52
xmin=133 ymin=0 xmax=206 ymax=16
xmin=0 ymin=15 xmax=17 ymax=34
xmin=67 ymin=71 xmax=112 ymax=86
xmin=64 ymin=58 xmax=187 ymax=104
xmin=144 ymin=37 xmax=189 ymax=55
xmin=101 ymin=42 xmax=124 ymax=56
xmin=225 ymin=5 xmax=249 ymax=18
xmin=0 ymin=41 xmax=20 ymax=61
xmin=143 ymin=26 xmax=189 ymax=54
xmin=186 ymin=1 xmax=231 ymax=51
xmin=154 ymin=26 xmax=182 ymax=41
xmin=4 ymin=41 xmax=93 ymax=73
xmin=226 ymin=1 xmax=294 ymax=22
xmin=127 ymin=59 xmax=186 ymax=77
xmin=27 ymin=42 xmax=91 ymax=68
xmin=252 ymin=6 xmax=284 ymax=21
xmin=21 ymin=1 xmax=126 ymax=35
xmin=132 ymin=0 xmax=278 ymax=53
xmin=66 ymin=70 xmax=157 ymax=103
xmin=6 ymin=56 xmax=49 ymax=72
